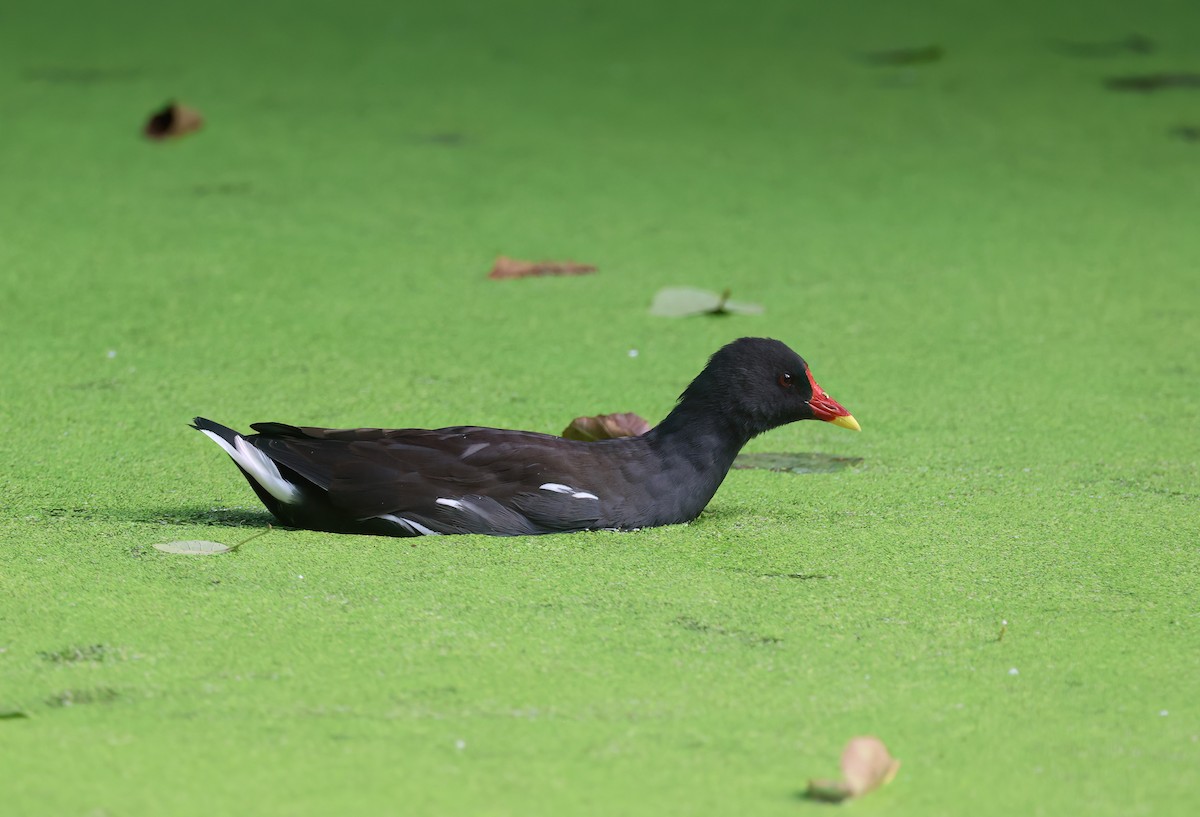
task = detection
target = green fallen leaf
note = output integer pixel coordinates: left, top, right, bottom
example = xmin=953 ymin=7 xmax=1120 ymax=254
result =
xmin=649 ymin=287 xmax=764 ymax=317
xmin=153 ymin=540 xmax=233 ymax=555
xmin=152 ymin=525 xmax=272 ymax=556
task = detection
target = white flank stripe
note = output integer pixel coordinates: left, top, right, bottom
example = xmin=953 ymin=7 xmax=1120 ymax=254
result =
xmin=539 ymin=483 xmax=574 ymax=493
xmin=378 ymin=514 xmax=441 ymax=536
xmin=201 ymin=429 xmax=301 ymax=504
xmin=571 ymin=491 xmax=599 ymax=500
xmin=436 ymin=498 xmax=465 ymax=509
xmin=460 ymin=442 xmax=490 ymax=458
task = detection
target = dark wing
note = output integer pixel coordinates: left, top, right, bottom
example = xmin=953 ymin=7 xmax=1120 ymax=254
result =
xmin=246 ymin=423 xmax=609 ymax=534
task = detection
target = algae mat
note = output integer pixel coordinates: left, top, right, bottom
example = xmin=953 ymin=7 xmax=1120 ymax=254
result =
xmin=2 ymin=1 xmax=1198 ymax=814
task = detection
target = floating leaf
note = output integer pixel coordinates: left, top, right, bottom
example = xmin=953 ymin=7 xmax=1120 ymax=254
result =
xmin=649 ymin=287 xmax=764 ymax=317
xmin=733 ymin=451 xmax=863 ymax=475
xmin=863 ymin=45 xmax=944 ymax=66
xmin=152 ymin=525 xmax=271 ymax=556
xmin=807 ymin=736 xmax=900 ymax=802
xmin=153 ymin=540 xmax=233 ymax=555
xmin=1104 ymin=73 xmax=1200 ymax=93
xmin=562 ymin=412 xmax=652 ymax=441
xmin=842 ymin=736 xmax=901 ymax=796
xmin=143 ymin=101 xmax=203 ymax=140
xmin=488 ymin=256 xmax=597 ymax=280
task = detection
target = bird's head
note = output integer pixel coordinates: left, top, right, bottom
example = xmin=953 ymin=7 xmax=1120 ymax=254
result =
xmin=679 ymin=337 xmax=860 ymax=439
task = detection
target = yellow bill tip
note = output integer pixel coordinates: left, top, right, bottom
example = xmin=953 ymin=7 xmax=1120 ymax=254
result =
xmin=829 ymin=414 xmax=861 ymax=432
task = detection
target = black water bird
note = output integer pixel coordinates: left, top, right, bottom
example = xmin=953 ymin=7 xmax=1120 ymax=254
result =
xmin=193 ymin=337 xmax=859 ymax=536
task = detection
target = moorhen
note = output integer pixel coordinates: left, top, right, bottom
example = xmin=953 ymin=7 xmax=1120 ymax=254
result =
xmin=193 ymin=337 xmax=859 ymax=536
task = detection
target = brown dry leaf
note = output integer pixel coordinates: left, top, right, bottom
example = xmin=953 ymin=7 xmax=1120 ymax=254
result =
xmin=562 ymin=412 xmax=651 ymax=442
xmin=144 ymin=101 xmax=203 ymax=140
xmin=806 ymin=735 xmax=900 ymax=803
xmin=489 ymin=256 xmax=597 ymax=280
xmin=842 ymin=735 xmax=900 ymax=796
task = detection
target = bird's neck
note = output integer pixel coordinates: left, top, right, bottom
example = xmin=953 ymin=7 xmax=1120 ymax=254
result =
xmin=649 ymin=400 xmax=753 ymax=476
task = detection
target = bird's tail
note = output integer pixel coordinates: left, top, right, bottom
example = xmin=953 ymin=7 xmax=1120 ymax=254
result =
xmin=191 ymin=416 xmax=240 ymax=445
xmin=191 ymin=417 xmax=301 ymax=504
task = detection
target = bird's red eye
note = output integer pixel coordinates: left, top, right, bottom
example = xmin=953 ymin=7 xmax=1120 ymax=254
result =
xmin=778 ymin=372 xmax=794 ymax=388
